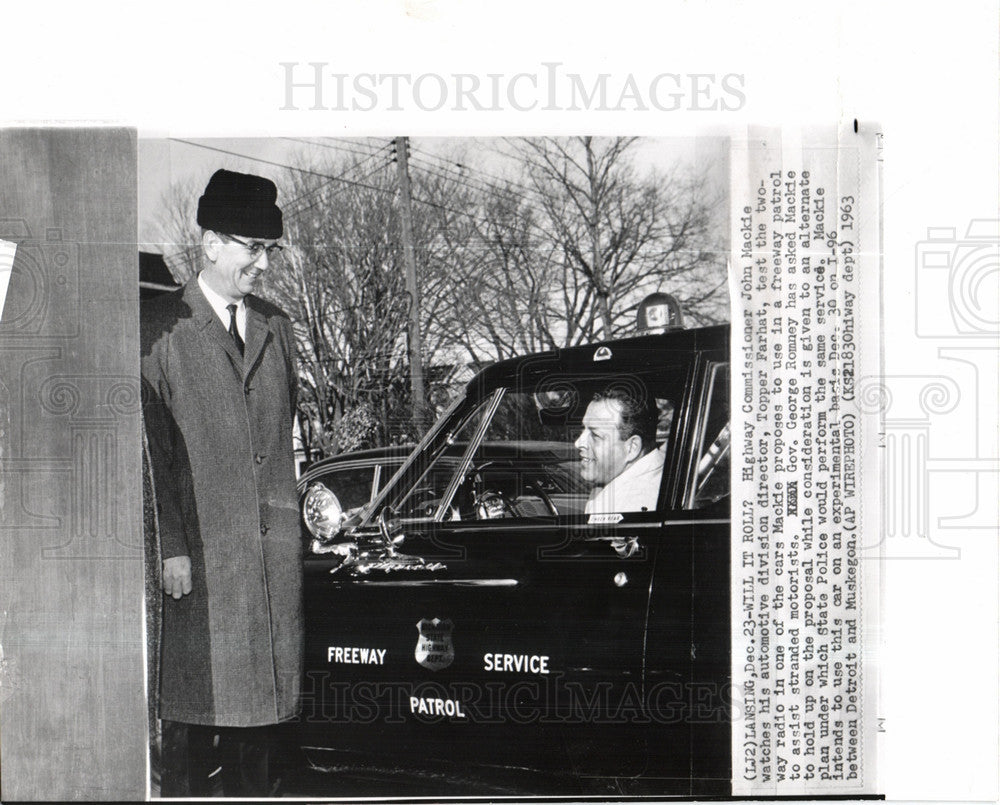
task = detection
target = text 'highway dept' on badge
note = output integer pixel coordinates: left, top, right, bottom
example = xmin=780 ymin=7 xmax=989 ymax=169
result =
xmin=415 ymin=618 xmax=455 ymax=671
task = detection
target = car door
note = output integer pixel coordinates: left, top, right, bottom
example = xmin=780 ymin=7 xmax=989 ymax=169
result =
xmin=639 ymin=354 xmax=732 ymax=793
xmin=307 ymin=518 xmax=657 ymax=772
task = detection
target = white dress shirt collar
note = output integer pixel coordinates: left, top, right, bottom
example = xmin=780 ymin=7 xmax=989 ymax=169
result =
xmin=197 ymin=272 xmax=246 ymax=339
xmin=585 ymin=444 xmax=666 ymax=514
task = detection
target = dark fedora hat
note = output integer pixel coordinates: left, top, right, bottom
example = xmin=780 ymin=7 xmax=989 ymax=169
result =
xmin=196 ymin=169 xmax=283 ymax=239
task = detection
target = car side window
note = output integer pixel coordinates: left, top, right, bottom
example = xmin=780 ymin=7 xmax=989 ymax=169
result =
xmin=449 ymin=372 xmax=682 ymax=520
xmin=458 ymin=392 xmax=588 ymax=518
xmin=391 ymin=396 xmax=497 ymax=521
xmin=688 ymin=362 xmax=730 ymax=508
xmin=461 ymin=455 xmax=588 ymax=519
xmin=385 ymin=365 xmax=695 ymax=522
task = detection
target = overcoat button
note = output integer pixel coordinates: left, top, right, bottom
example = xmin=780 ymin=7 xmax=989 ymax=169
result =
xmin=255 ymin=454 xmax=265 ymax=464
xmin=260 ymin=524 xmax=269 ymax=535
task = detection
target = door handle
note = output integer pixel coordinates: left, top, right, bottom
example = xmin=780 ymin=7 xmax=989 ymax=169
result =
xmin=610 ymin=536 xmax=640 ymax=558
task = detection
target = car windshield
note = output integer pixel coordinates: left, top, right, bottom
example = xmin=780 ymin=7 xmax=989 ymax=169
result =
xmin=376 ymin=368 xmax=685 ymax=522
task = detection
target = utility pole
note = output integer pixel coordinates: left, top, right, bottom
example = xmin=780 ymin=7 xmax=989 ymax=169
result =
xmin=393 ymin=136 xmax=428 ymax=432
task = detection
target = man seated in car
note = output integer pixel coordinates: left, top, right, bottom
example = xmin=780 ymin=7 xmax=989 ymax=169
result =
xmin=575 ymin=385 xmax=665 ymax=514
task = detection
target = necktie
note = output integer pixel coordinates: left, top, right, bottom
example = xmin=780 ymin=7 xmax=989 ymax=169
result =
xmin=227 ymin=303 xmax=244 ymax=356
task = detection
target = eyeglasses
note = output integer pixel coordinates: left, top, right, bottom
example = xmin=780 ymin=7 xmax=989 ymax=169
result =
xmin=219 ymin=232 xmax=284 ymax=260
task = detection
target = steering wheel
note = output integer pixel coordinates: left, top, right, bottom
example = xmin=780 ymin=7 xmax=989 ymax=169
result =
xmin=407 ymin=487 xmax=459 ymax=521
xmin=472 ymin=489 xmax=516 ymax=519
xmin=515 ymin=478 xmax=560 ymax=517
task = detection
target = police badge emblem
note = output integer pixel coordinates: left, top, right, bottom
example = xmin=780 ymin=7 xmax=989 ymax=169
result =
xmin=414 ymin=618 xmax=455 ymax=670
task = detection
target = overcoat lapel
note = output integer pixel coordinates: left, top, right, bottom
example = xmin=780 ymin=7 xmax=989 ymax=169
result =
xmin=184 ymin=282 xmax=245 ymax=368
xmin=243 ymin=300 xmax=273 ymax=379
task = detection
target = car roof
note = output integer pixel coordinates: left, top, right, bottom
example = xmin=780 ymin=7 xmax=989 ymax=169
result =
xmin=468 ymin=326 xmax=729 ymax=395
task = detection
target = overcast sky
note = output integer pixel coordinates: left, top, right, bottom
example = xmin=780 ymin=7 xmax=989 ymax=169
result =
xmin=138 ymin=135 xmax=730 ymax=247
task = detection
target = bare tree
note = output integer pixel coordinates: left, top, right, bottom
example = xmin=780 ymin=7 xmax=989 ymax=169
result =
xmin=451 ymin=183 xmax=562 ymax=361
xmin=510 ymin=136 xmax=726 ymax=344
xmin=146 ymin=177 xmax=204 ymax=284
xmin=264 ymin=156 xmax=413 ymax=458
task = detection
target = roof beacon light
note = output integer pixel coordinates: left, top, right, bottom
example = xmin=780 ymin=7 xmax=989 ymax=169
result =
xmin=637 ymin=292 xmax=685 ymax=333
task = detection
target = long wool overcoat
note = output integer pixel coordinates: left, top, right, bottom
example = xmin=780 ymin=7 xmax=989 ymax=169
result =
xmin=141 ymin=281 xmax=302 ymax=727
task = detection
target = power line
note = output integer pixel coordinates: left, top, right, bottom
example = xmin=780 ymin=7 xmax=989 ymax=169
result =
xmin=167 ymin=138 xmax=534 ymax=236
xmin=407 ymin=154 xmax=547 ymax=205
xmin=292 ymin=135 xmax=392 ymax=152
xmin=169 ymin=138 xmax=394 ymax=192
xmin=408 ymin=146 xmax=544 ymax=198
xmin=283 ymin=159 xmax=394 ymax=220
xmin=407 ymin=192 xmax=500 ymax=229
xmin=281 ymin=136 xmax=394 ymax=162
xmin=401 ymin=158 xmax=556 ymax=230
xmin=319 ymin=136 xmax=394 ymax=152
xmin=283 ymin=155 xmax=393 ymax=217
xmin=406 ymin=155 xmax=529 ymax=203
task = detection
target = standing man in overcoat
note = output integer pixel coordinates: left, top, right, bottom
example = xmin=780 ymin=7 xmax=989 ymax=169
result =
xmin=141 ymin=169 xmax=302 ymax=797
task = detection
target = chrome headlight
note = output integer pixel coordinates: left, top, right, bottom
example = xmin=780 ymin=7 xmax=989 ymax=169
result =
xmin=302 ymin=482 xmax=345 ymax=539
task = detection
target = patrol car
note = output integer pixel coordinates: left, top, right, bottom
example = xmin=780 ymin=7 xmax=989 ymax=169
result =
xmin=292 ymin=314 xmax=731 ymax=795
